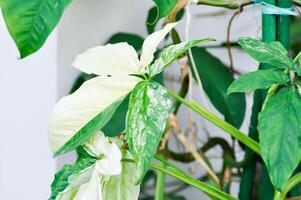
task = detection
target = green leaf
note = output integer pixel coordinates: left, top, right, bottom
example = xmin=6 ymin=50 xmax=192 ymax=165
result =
xmin=54 ymin=96 xmax=126 ymax=157
xmin=146 ymin=6 xmax=184 ymax=35
xmin=0 ymin=0 xmax=72 ymax=58
xmin=106 ymin=33 xmax=144 ymax=51
xmin=69 ymin=73 xmax=97 ymax=94
xmin=258 ymin=87 xmax=301 ymax=190
xmin=102 ymin=152 xmax=140 ymax=200
xmin=50 ymin=157 xmax=96 ymax=200
xmin=238 ymin=37 xmax=294 ymax=70
xmin=149 ymin=39 xmax=215 ymax=77
xmin=190 ymin=47 xmax=246 ymax=128
xmin=151 ymin=0 xmax=178 ymax=22
xmin=228 ymin=69 xmax=290 ymax=94
xmin=102 ymin=95 xmax=129 ymax=137
xmin=146 ymin=6 xmax=158 ymax=35
xmin=126 ymin=81 xmax=172 ymax=183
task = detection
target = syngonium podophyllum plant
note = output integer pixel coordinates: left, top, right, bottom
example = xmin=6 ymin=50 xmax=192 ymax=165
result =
xmin=48 ymin=23 xmax=217 ymax=199
xmin=3 ymin=0 xmax=301 ymax=199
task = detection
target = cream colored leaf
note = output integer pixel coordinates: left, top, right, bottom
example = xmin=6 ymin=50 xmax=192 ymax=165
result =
xmin=140 ymin=22 xmax=178 ymax=68
xmin=49 ymin=76 xmax=139 ymax=153
xmin=72 ymin=43 xmax=140 ymax=76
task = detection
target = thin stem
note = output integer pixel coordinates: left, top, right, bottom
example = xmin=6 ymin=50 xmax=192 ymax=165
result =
xmin=197 ymin=0 xmax=253 ymax=9
xmin=150 ymin=158 xmax=237 ymax=200
xmin=155 ymin=155 xmax=166 ymax=200
xmin=227 ymin=8 xmax=242 ymax=74
xmin=167 ymin=89 xmax=261 ymax=155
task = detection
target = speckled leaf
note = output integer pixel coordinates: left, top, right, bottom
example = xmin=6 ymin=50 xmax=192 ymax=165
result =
xmin=126 ymin=81 xmax=172 ymax=183
xmin=258 ymin=87 xmax=301 ymax=190
xmin=190 ymin=47 xmax=246 ymax=128
xmin=102 ymin=152 xmax=140 ymax=200
xmin=50 ymin=157 xmax=96 ymax=200
xmin=228 ymin=69 xmax=290 ymax=94
xmin=238 ymin=37 xmax=294 ymax=69
xmin=149 ymin=39 xmax=215 ymax=77
xmin=151 ymin=0 xmax=178 ymax=22
xmin=0 ymin=0 xmax=72 ymax=58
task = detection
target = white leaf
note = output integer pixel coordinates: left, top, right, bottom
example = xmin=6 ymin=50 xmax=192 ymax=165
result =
xmin=49 ymin=76 xmax=139 ymax=152
xmin=140 ymin=22 xmax=178 ymax=68
xmin=72 ymin=43 xmax=140 ymax=76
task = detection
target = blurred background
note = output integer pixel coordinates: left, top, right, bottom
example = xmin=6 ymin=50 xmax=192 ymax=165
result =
xmin=0 ymin=0 xmax=277 ymax=199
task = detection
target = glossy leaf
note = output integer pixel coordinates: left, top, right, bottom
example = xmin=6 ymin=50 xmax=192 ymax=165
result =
xmin=106 ymin=33 xmax=144 ymax=51
xmin=238 ymin=37 xmax=294 ymax=70
xmin=151 ymin=0 xmax=178 ymax=22
xmin=50 ymin=157 xmax=96 ymax=200
xmin=126 ymin=81 xmax=172 ymax=183
xmin=228 ymin=69 xmax=290 ymax=94
xmin=190 ymin=47 xmax=246 ymax=128
xmin=258 ymin=87 xmax=301 ymax=190
xmin=54 ymin=96 xmax=126 ymax=157
xmin=102 ymin=152 xmax=140 ymax=200
xmin=0 ymin=0 xmax=72 ymax=58
xmin=149 ymin=38 xmax=215 ymax=77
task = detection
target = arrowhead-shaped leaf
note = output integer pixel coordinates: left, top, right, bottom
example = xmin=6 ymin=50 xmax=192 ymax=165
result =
xmin=258 ymin=87 xmax=301 ymax=190
xmin=238 ymin=37 xmax=294 ymax=70
xmin=228 ymin=69 xmax=290 ymax=94
xmin=0 ymin=0 xmax=72 ymax=58
xmin=149 ymin=39 xmax=215 ymax=77
xmin=126 ymin=81 xmax=172 ymax=183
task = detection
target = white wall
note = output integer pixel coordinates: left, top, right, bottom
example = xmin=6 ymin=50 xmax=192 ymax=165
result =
xmin=0 ymin=12 xmax=57 ymax=200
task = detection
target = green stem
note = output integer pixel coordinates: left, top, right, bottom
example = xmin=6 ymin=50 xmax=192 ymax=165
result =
xmin=167 ymin=89 xmax=261 ymax=155
xmin=155 ymin=155 xmax=166 ymax=200
xmin=150 ymin=159 xmax=237 ymax=200
xmin=197 ymin=0 xmax=253 ymax=9
xmin=277 ymin=172 xmax=301 ymax=200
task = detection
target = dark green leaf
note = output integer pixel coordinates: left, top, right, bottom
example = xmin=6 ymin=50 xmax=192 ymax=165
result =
xmin=228 ymin=69 xmax=290 ymax=94
xmin=54 ymin=96 xmax=126 ymax=157
xmin=0 ymin=0 xmax=72 ymax=58
xmin=146 ymin=6 xmax=184 ymax=35
xmin=50 ymin=157 xmax=96 ymax=200
xmin=258 ymin=87 xmax=301 ymax=190
xmin=70 ymin=73 xmax=97 ymax=94
xmin=238 ymin=37 xmax=294 ymax=70
xmin=102 ymin=96 xmax=129 ymax=137
xmin=126 ymin=81 xmax=172 ymax=183
xmin=146 ymin=6 xmax=158 ymax=34
xmin=190 ymin=47 xmax=246 ymax=128
xmin=149 ymin=39 xmax=215 ymax=77
xmin=106 ymin=33 xmax=144 ymax=51
xmin=151 ymin=0 xmax=178 ymax=22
